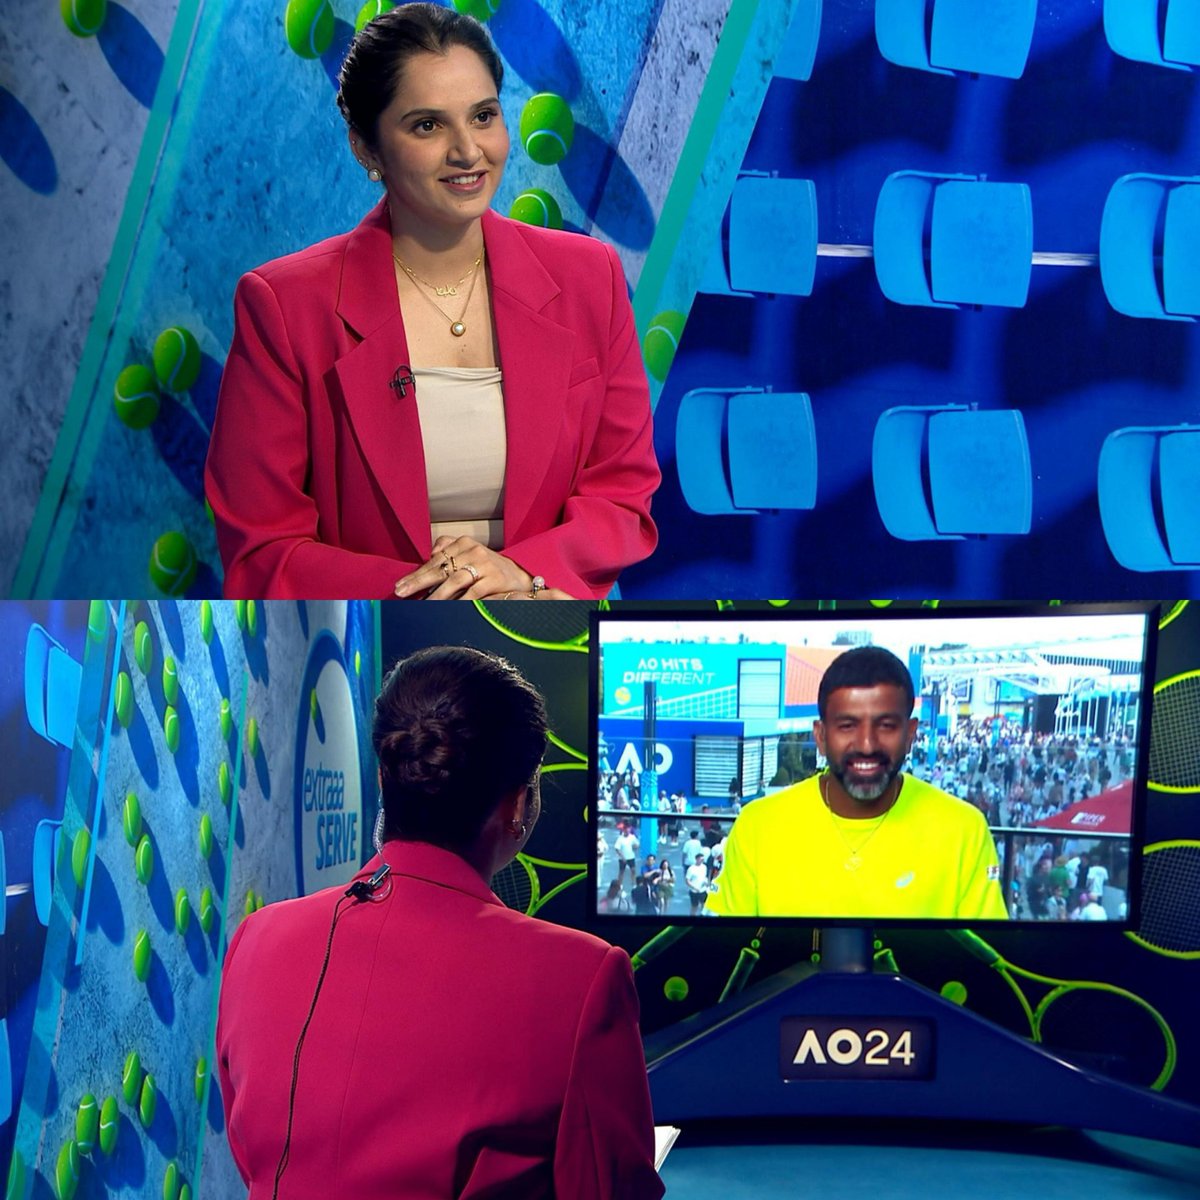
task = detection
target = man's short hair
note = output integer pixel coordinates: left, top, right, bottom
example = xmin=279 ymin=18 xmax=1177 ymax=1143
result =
xmin=817 ymin=645 xmax=915 ymax=721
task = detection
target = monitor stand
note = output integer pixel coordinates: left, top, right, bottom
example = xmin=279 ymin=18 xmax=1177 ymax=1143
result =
xmin=644 ymin=926 xmax=1200 ymax=1146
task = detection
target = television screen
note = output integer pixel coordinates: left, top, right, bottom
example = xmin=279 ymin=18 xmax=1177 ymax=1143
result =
xmin=588 ymin=604 xmax=1156 ymax=927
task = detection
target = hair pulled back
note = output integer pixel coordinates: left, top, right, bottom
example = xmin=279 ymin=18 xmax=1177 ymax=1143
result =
xmin=817 ymin=645 xmax=915 ymax=721
xmin=373 ymin=645 xmax=546 ymax=850
xmin=337 ymin=2 xmax=504 ymax=147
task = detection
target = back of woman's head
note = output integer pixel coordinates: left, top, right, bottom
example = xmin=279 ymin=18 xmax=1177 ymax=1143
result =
xmin=373 ymin=646 xmax=547 ymax=850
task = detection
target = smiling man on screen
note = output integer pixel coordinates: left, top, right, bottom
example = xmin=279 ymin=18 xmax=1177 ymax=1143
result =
xmin=705 ymin=645 xmax=1009 ymax=920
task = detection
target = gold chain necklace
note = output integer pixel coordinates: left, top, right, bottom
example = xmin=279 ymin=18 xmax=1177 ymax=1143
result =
xmin=820 ymin=772 xmax=901 ymax=871
xmin=393 ymin=250 xmax=482 ymax=297
xmin=393 ymin=249 xmax=484 ymax=338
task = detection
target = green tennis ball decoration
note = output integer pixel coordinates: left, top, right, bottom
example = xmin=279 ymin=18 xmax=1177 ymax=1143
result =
xmin=199 ymin=886 xmax=216 ymax=933
xmin=354 ymin=649 xmax=362 ymax=675
xmin=6 ymin=1150 xmax=25 ymax=1200
xmin=284 ymin=0 xmax=333 ymax=58
xmin=114 ymin=670 xmax=134 ymax=728
xmin=122 ymin=1051 xmax=142 ymax=1104
xmin=71 ymin=828 xmax=91 ymax=890
xmin=180 ymin=1186 xmax=192 ymax=1200
xmin=134 ymin=928 xmax=151 ymax=982
xmin=60 ymin=0 xmax=106 ymax=36
xmin=164 ymin=705 xmax=180 ymax=754
xmin=452 ymin=0 xmax=500 ymax=20
xmin=149 ymin=531 xmax=197 ymax=596
xmin=162 ymin=1161 xmax=178 ymax=1200
xmin=310 ymin=688 xmax=318 ymax=721
xmin=139 ymin=1073 xmax=157 ymax=1128
xmin=256 ymin=891 xmax=267 ymax=911
xmin=219 ymin=697 xmax=232 ymax=740
xmin=234 ymin=600 xmax=247 ymax=630
xmin=642 ymin=310 xmax=686 ymax=382
xmin=199 ymin=812 xmax=213 ymax=858
xmin=134 ymin=620 xmax=153 ymax=673
xmin=98 ymin=1096 xmax=119 ymax=1155
xmin=174 ymin=888 xmax=191 ymax=935
xmin=354 ymin=0 xmax=393 ymax=32
xmin=519 ymin=93 xmax=574 ymax=165
xmin=244 ymin=889 xmax=256 ymax=916
xmin=246 ymin=599 xmax=258 ymax=637
xmin=87 ymin=600 xmax=107 ymax=643
xmin=123 ymin=791 xmax=142 ymax=846
xmin=247 ymin=716 xmax=259 ymax=757
xmin=194 ymin=1057 xmax=208 ymax=1103
xmin=54 ymin=1140 xmax=80 ymax=1200
xmin=199 ymin=599 xmax=214 ymax=643
xmin=75 ymin=1093 xmax=99 ymax=1155
xmin=162 ymin=656 xmax=179 ymax=705
xmin=509 ymin=188 xmax=563 ymax=229
xmin=218 ymin=760 xmax=232 ymax=806
xmin=663 ymin=975 xmax=689 ymax=1002
xmin=135 ymin=834 xmax=154 ymax=884
xmin=940 ymin=980 xmax=969 ymax=1006
xmin=113 ymin=364 xmax=160 ymax=429
xmin=152 ymin=326 xmax=201 ymax=393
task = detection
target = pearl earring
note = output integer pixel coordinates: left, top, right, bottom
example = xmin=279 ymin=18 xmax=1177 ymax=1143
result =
xmin=367 ymin=167 xmax=383 ymax=182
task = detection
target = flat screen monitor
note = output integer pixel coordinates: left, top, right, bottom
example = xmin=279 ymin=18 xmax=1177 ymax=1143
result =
xmin=588 ymin=604 xmax=1157 ymax=927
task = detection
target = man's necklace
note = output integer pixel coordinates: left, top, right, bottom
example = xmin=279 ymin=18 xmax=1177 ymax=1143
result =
xmin=820 ymin=772 xmax=901 ymax=871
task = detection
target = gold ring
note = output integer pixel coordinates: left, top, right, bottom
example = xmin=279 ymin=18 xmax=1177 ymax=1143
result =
xmin=463 ymin=564 xmax=480 ymax=581
xmin=446 ymin=555 xmax=458 ymax=572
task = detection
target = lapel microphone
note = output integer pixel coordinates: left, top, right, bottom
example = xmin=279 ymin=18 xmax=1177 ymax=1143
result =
xmin=345 ymin=863 xmax=392 ymax=901
xmin=390 ymin=365 xmax=415 ymax=398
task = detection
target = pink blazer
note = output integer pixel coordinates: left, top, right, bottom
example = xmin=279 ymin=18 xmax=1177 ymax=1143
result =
xmin=216 ymin=842 xmax=664 ymax=1199
xmin=205 ymin=204 xmax=660 ymax=599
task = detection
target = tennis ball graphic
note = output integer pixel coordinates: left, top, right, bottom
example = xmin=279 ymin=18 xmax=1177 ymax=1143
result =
xmin=284 ymin=0 xmax=334 ymax=58
xmin=509 ymin=188 xmax=563 ymax=229
xmin=134 ymin=620 xmax=153 ymax=673
xmin=133 ymin=929 xmax=151 ymax=982
xmin=123 ymin=791 xmax=142 ymax=846
xmin=520 ymin=93 xmax=574 ymax=165
xmin=174 ymin=887 xmax=191 ymax=935
xmin=135 ymin=834 xmax=154 ymax=885
xmin=113 ymin=364 xmax=159 ymax=429
xmin=75 ymin=1093 xmax=99 ymax=1154
xmin=122 ymin=1051 xmax=142 ymax=1104
xmin=152 ymin=326 xmax=201 ymax=393
xmin=162 ymin=656 xmax=179 ymax=705
xmin=149 ymin=532 xmax=197 ymax=596
xmin=199 ymin=599 xmax=214 ymax=643
xmin=200 ymin=886 xmax=217 ymax=933
xmin=663 ymin=975 xmax=689 ymax=1002
xmin=139 ymin=1073 xmax=157 ymax=1128
xmin=98 ymin=1096 xmax=119 ymax=1155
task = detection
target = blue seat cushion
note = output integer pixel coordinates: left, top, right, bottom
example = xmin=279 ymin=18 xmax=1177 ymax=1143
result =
xmin=931 ymin=181 xmax=1032 ymax=308
xmin=928 ymin=409 xmax=1032 ymax=534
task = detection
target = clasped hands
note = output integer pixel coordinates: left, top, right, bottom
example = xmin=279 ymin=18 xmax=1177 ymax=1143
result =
xmin=394 ymin=536 xmax=573 ymax=600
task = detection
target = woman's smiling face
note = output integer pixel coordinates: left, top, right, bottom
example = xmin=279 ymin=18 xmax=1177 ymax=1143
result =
xmin=362 ymin=43 xmax=509 ymax=235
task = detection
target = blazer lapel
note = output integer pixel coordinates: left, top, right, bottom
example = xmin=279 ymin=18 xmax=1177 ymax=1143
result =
xmin=334 ymin=200 xmax=432 ymax=559
xmin=484 ymin=212 xmax=574 ymax=538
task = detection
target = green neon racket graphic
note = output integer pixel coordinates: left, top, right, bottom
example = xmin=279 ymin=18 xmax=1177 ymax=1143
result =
xmin=492 ymin=853 xmax=587 ymax=916
xmin=1126 ymin=840 xmax=1200 ymax=959
xmin=1147 ymin=671 xmax=1200 ymax=793
xmin=474 ymin=599 xmax=603 ymax=652
xmin=1159 ymin=600 xmax=1189 ymax=630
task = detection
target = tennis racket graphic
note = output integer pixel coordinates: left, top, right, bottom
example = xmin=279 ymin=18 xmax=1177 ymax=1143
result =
xmin=474 ymin=599 xmax=602 ymax=652
xmin=1147 ymin=671 xmax=1200 ymax=793
xmin=1159 ymin=600 xmax=1189 ymax=630
xmin=1126 ymin=840 xmax=1200 ymax=960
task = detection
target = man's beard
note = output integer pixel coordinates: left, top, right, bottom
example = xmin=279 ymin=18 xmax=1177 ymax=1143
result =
xmin=829 ymin=753 xmax=904 ymax=804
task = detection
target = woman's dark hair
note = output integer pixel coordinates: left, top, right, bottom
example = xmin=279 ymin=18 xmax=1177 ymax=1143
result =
xmin=373 ymin=645 xmax=546 ymax=850
xmin=817 ymin=645 xmax=915 ymax=721
xmin=337 ymin=2 xmax=504 ymax=146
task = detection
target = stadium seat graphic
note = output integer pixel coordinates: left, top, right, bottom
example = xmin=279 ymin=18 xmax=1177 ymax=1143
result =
xmin=1104 ymin=0 xmax=1200 ymax=69
xmin=774 ymin=0 xmax=823 ymax=81
xmin=873 ymin=405 xmax=1032 ymax=540
xmin=874 ymin=172 xmax=1033 ymax=308
xmin=1100 ymin=174 xmax=1200 ymax=320
xmin=25 ymin=624 xmax=82 ymax=749
xmin=876 ymin=0 xmax=1037 ymax=78
xmin=677 ymin=388 xmax=817 ymax=515
xmin=700 ymin=175 xmax=819 ymax=296
xmin=33 ymin=819 xmax=61 ymax=927
xmin=0 ymin=1017 xmax=10 ymax=1125
xmin=1098 ymin=426 xmax=1200 ymax=571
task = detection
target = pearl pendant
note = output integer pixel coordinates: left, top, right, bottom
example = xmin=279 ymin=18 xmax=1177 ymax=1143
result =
xmin=451 ymin=321 xmax=466 ymax=337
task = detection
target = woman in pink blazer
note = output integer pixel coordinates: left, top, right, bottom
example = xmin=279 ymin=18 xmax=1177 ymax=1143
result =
xmin=205 ymin=4 xmax=659 ymax=600
xmin=217 ymin=646 xmax=664 ymax=1198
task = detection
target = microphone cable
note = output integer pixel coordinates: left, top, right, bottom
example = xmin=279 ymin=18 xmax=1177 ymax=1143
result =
xmin=271 ymin=864 xmax=391 ymax=1200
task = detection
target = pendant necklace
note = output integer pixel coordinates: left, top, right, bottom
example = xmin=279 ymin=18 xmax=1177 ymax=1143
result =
xmin=820 ymin=772 xmax=901 ymax=871
xmin=393 ymin=248 xmax=483 ymax=338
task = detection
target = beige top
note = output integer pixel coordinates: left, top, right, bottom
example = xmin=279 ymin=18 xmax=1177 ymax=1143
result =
xmin=414 ymin=366 xmax=506 ymax=548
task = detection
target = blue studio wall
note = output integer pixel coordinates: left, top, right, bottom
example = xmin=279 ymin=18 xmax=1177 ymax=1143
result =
xmin=1 ymin=600 xmax=378 ymax=1199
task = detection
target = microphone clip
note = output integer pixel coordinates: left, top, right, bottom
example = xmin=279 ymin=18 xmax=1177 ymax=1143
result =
xmin=390 ymin=366 xmax=415 ymax=398
xmin=345 ymin=863 xmax=392 ymax=902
